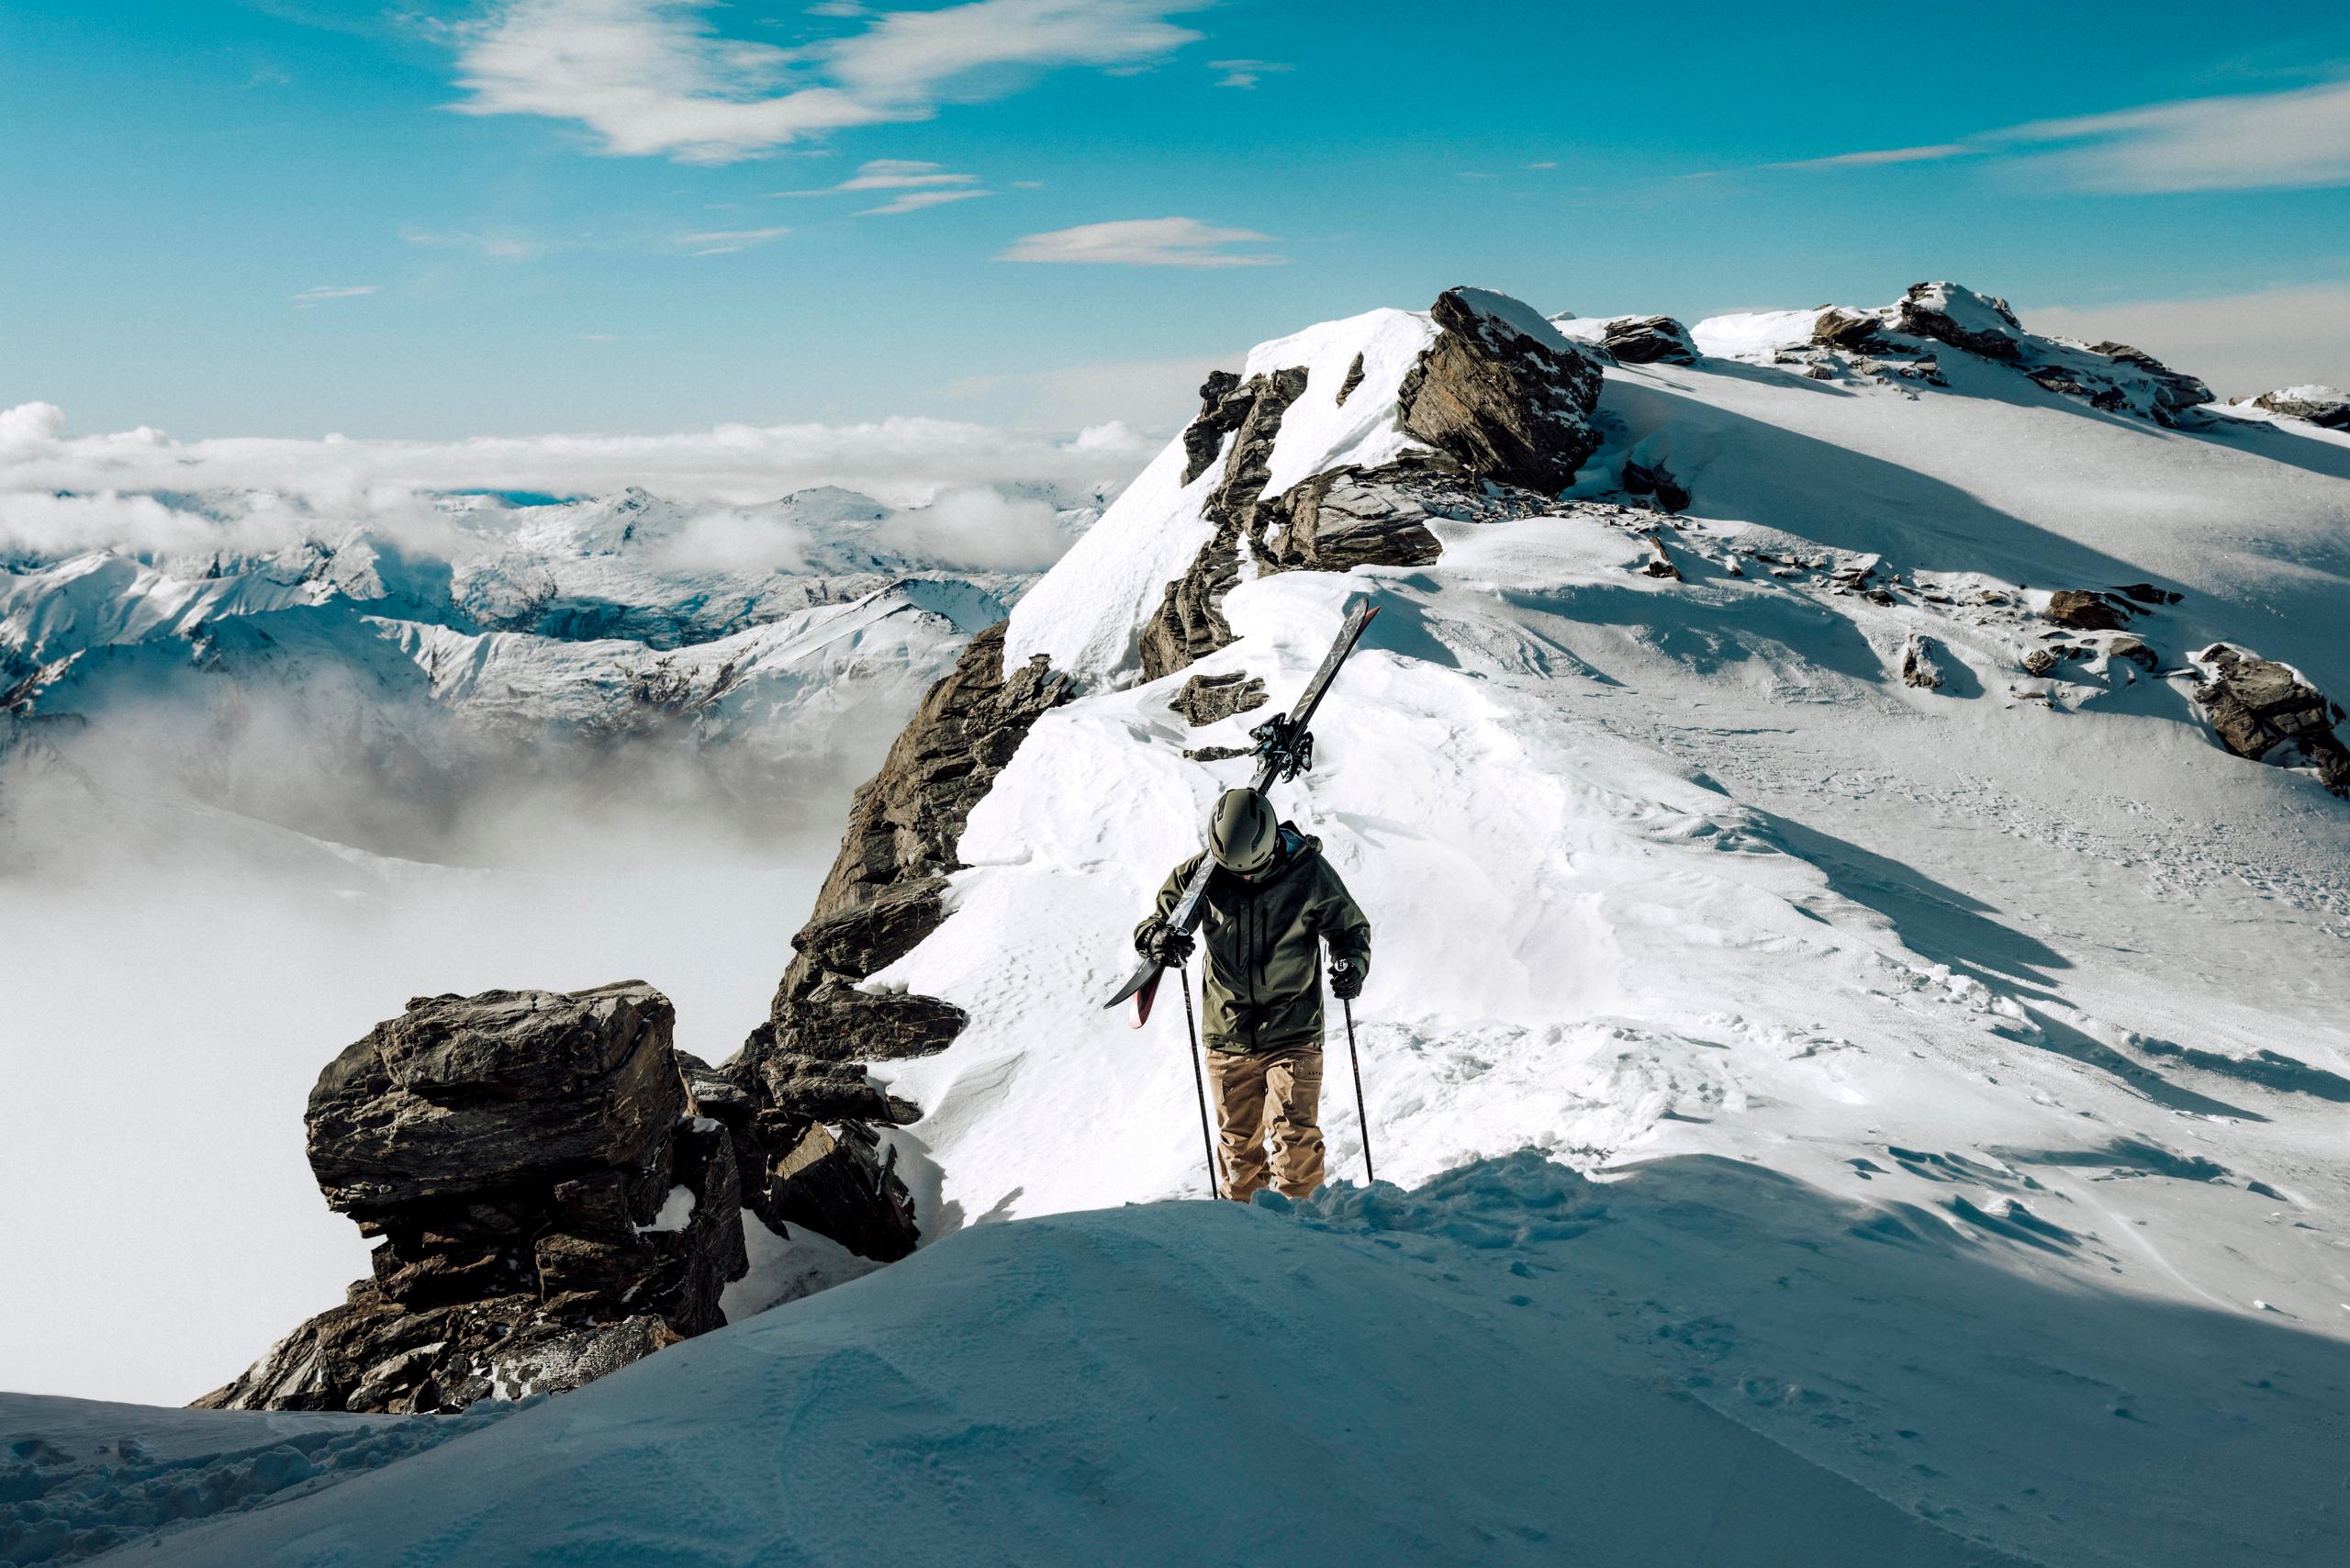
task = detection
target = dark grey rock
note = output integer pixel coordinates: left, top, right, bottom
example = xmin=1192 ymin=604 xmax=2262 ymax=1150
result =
xmin=2045 ymin=590 xmax=2129 ymax=632
xmin=1141 ymin=366 xmax=1311 ymax=680
xmin=1602 ymin=316 xmax=1699 ymax=365
xmin=307 ymin=982 xmax=682 ymax=1220
xmin=1901 ymin=636 xmax=1944 ymax=691
xmin=735 ymin=622 xmax=1069 ymax=1252
xmin=1397 ymin=288 xmax=1605 ymax=495
xmin=1170 ymin=670 xmax=1270 ymax=727
xmin=200 ymin=981 xmax=747 ymax=1413
xmin=1811 ymin=309 xmax=1886 ymax=353
xmin=2245 ymin=387 xmax=2350 ymax=430
xmin=1336 ymin=352 xmax=1366 ymax=406
xmin=2085 ymin=342 xmax=2212 ymax=424
xmin=2193 ymin=644 xmax=2350 ymax=796
xmin=1895 ymin=282 xmax=2025 ymax=361
xmin=767 ymin=1120 xmax=920 ymax=1263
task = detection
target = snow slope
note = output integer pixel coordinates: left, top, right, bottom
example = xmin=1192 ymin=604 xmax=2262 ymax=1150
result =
xmin=12 ymin=283 xmax=2350 ymax=1562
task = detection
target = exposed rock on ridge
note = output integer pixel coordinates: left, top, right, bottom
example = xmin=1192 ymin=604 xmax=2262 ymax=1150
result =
xmin=198 ymin=982 xmax=746 ymax=1413
xmin=1142 ymin=288 xmax=1606 ymax=679
xmin=2236 ymin=386 xmax=2350 ymax=431
xmin=1399 ymin=289 xmax=1606 ymax=494
xmin=1142 ymin=367 xmax=1310 ymax=680
xmin=731 ymin=622 xmax=1073 ymax=1257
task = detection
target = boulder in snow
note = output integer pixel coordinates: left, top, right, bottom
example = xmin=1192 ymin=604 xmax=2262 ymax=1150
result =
xmin=2043 ymin=590 xmax=2130 ymax=633
xmin=1599 ymin=315 xmax=1700 ymax=366
xmin=2238 ymin=386 xmax=2350 ymax=431
xmin=1397 ymin=287 xmax=1605 ymax=496
xmin=2190 ymin=644 xmax=2350 ymax=796
xmin=1169 ymin=669 xmax=1270 ymax=727
xmin=201 ymin=982 xmax=747 ymax=1413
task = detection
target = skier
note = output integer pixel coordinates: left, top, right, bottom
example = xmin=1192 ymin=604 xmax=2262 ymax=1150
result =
xmin=1135 ymin=787 xmax=1371 ymax=1202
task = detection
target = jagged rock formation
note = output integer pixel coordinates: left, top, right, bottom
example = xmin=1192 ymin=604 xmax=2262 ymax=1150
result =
xmin=1141 ymin=288 xmax=1605 ymax=680
xmin=2235 ymin=386 xmax=2350 ymax=431
xmin=1399 ymin=289 xmax=1606 ymax=494
xmin=1170 ymin=669 xmax=1269 ymax=727
xmin=1142 ymin=367 xmax=1311 ymax=680
xmin=197 ymin=983 xmax=745 ymax=1413
xmin=1256 ymin=459 xmax=1451 ymax=571
xmin=728 ymin=623 xmax=1072 ymax=1258
xmin=1599 ymin=315 xmax=1699 ymax=365
xmin=1798 ymin=284 xmax=2212 ymax=428
xmin=2191 ymin=644 xmax=2350 ymax=796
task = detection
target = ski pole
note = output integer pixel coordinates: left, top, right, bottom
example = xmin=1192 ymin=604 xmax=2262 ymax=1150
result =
xmin=1180 ymin=961 xmax=1221 ymax=1198
xmin=1342 ymin=997 xmax=1374 ymax=1185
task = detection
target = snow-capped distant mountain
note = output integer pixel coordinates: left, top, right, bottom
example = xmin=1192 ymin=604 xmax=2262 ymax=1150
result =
xmin=0 ymin=482 xmax=1105 ymax=860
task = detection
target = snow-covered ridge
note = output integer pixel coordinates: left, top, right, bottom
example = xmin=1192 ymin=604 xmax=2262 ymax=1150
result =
xmin=880 ymin=276 xmax=2350 ymax=1316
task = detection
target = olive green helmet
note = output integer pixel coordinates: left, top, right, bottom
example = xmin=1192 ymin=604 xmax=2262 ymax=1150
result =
xmin=1208 ymin=787 xmax=1279 ymax=875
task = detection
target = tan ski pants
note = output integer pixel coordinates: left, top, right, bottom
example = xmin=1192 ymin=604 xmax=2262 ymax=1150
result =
xmin=1205 ymin=1047 xmax=1326 ymax=1202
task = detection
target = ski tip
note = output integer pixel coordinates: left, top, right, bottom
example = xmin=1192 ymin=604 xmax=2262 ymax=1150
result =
xmin=1129 ymin=967 xmax=1164 ymax=1028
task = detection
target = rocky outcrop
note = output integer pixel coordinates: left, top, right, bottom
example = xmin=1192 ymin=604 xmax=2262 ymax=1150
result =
xmin=1895 ymin=282 xmax=2027 ymax=362
xmin=2044 ymin=589 xmax=2131 ymax=632
xmin=1399 ymin=288 xmax=1606 ymax=495
xmin=197 ymin=983 xmax=746 ymax=1413
xmin=1170 ymin=669 xmax=1270 ymax=727
xmin=2191 ymin=644 xmax=2350 ymax=796
xmin=2083 ymin=342 xmax=2212 ymax=426
xmin=1336 ymin=353 xmax=1367 ymax=406
xmin=1257 ymin=461 xmax=1447 ymax=571
xmin=1812 ymin=308 xmax=1886 ymax=353
xmin=1601 ymin=316 xmax=1699 ymax=365
xmin=1901 ymin=635 xmax=1945 ymax=691
xmin=731 ymin=622 xmax=1071 ymax=1255
xmin=1808 ymin=284 xmax=2211 ymax=428
xmin=1139 ymin=288 xmax=1606 ymax=682
xmin=1141 ymin=367 xmax=1311 ymax=680
xmin=2237 ymin=386 xmax=2350 ymax=431
xmin=1621 ymin=458 xmax=1690 ymax=513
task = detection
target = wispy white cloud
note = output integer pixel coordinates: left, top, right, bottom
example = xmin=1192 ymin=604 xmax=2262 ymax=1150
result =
xmin=858 ymin=188 xmax=993 ymax=215
xmin=2002 ymin=75 xmax=2350 ymax=192
xmin=998 ymin=216 xmax=1279 ymax=267
xmin=290 ymin=285 xmax=379 ymax=305
xmin=834 ymin=156 xmax=979 ymax=189
xmin=1208 ymin=57 xmax=1288 ymax=89
xmin=1755 ymin=73 xmax=2350 ymax=192
xmin=674 ymin=224 xmax=791 ymax=254
xmin=447 ymin=0 xmax=1203 ymax=164
xmin=1763 ymin=142 xmax=1975 ymax=172
xmin=400 ymin=224 xmax=544 ymax=259
xmin=0 ymin=400 xmax=1158 ymax=535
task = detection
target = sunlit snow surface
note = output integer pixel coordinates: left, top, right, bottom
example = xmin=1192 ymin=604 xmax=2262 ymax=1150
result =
xmin=12 ymin=297 xmax=2350 ymax=1564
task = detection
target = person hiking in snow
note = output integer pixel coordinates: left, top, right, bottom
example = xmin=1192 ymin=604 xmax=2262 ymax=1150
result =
xmin=1135 ymin=787 xmax=1371 ymax=1203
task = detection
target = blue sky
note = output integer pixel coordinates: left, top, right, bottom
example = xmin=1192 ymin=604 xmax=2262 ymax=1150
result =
xmin=7 ymin=0 xmax=2350 ymax=439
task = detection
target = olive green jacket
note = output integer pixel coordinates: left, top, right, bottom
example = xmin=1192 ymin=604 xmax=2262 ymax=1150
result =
xmin=1136 ymin=824 xmax=1371 ymax=1055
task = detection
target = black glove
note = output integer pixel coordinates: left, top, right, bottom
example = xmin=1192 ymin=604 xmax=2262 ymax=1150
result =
xmin=1328 ymin=957 xmax=1363 ymax=1001
xmin=1143 ymin=922 xmax=1195 ymax=967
